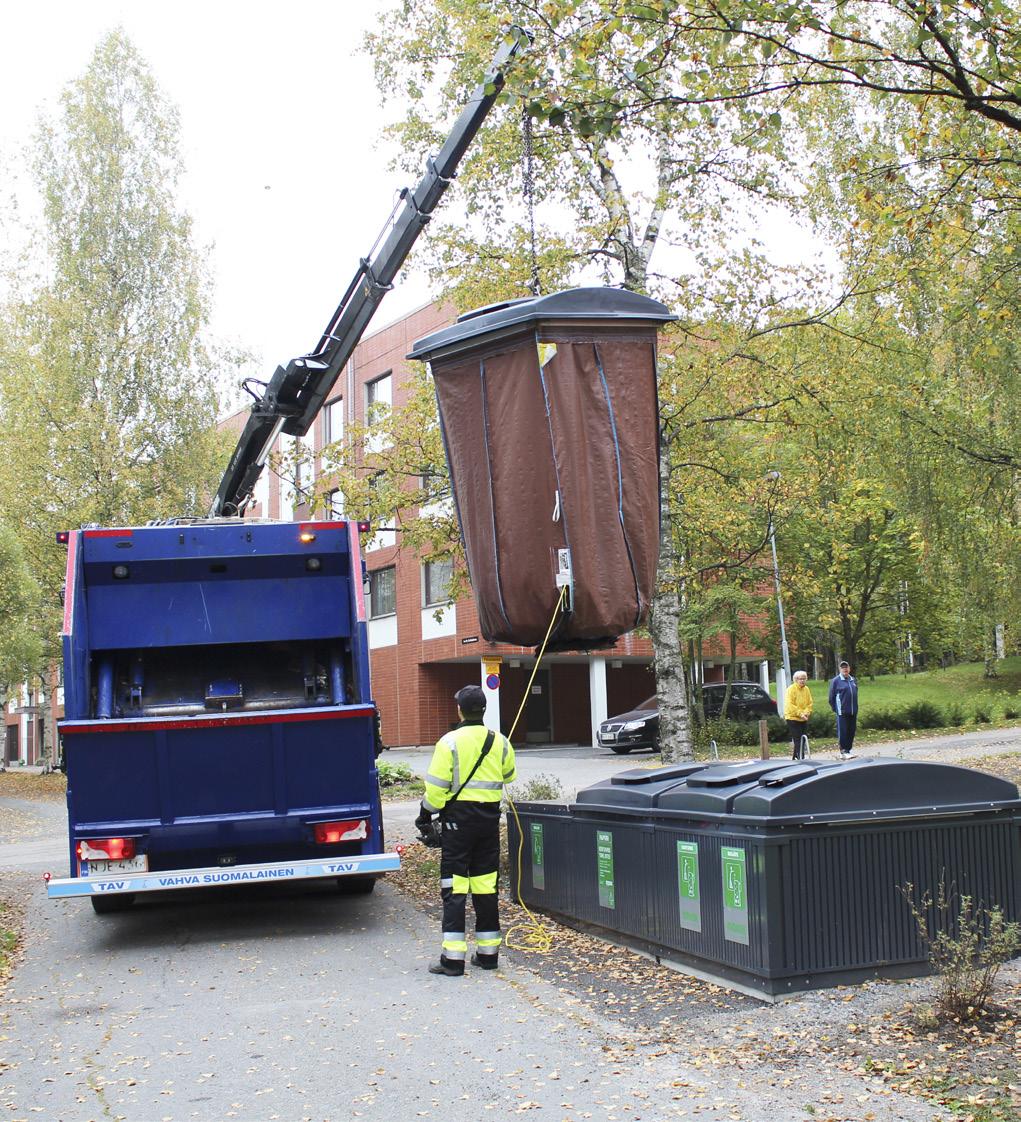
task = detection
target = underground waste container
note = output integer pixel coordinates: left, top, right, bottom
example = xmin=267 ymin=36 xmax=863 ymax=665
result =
xmin=407 ymin=287 xmax=676 ymax=651
xmin=508 ymin=757 xmax=1021 ymax=998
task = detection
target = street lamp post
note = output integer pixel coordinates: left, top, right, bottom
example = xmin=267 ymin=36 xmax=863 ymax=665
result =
xmin=765 ymin=472 xmax=792 ymax=689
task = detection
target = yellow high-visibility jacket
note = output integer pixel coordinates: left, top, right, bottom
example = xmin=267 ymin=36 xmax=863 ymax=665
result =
xmin=784 ymin=682 xmax=813 ymax=722
xmin=422 ymin=722 xmax=516 ymax=813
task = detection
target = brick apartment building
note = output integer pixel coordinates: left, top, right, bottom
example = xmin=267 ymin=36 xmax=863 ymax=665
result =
xmin=221 ymin=298 xmax=769 ymax=750
xmin=2 ymin=298 xmax=769 ymax=763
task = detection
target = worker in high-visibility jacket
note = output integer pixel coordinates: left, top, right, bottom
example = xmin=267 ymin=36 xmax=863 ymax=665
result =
xmin=415 ymin=684 xmax=516 ymax=976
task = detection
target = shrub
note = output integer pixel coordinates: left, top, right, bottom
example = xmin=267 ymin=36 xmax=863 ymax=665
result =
xmin=377 ymin=761 xmax=414 ymax=787
xmin=944 ymin=703 xmax=966 ymax=727
xmin=902 ymin=882 xmax=1021 ymax=1023
xmin=903 ymin=701 xmax=945 ymax=729
xmin=806 ymin=711 xmax=836 ymax=738
xmin=506 ymin=773 xmax=563 ymax=803
xmin=861 ymin=708 xmax=909 ymax=731
xmin=1005 ymin=705 xmax=1020 ymax=720
xmin=973 ymin=701 xmax=993 ymax=724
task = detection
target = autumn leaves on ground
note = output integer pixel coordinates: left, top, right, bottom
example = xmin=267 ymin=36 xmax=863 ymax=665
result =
xmin=1 ymin=763 xmax=1018 ymax=1121
xmin=393 ymin=756 xmax=1021 ymax=1122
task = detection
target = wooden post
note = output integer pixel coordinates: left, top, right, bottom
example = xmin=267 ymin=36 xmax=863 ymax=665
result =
xmin=758 ymin=719 xmax=770 ymax=760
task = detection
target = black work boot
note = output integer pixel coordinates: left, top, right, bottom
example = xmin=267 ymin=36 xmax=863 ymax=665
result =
xmin=470 ymin=952 xmax=499 ymax=970
xmin=428 ymin=956 xmax=464 ymax=977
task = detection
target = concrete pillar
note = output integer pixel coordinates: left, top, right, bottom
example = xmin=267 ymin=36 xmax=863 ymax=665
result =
xmin=776 ymin=668 xmax=788 ymax=710
xmin=759 ymin=660 xmax=770 ymax=692
xmin=480 ymin=656 xmax=502 ymax=734
xmin=589 ymin=657 xmax=608 ymax=747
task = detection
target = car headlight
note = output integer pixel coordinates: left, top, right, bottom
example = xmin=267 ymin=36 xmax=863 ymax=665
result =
xmin=622 ymin=720 xmax=647 ymax=731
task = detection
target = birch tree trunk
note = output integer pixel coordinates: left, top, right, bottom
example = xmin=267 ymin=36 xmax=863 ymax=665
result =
xmin=37 ymin=675 xmax=55 ymax=773
xmin=649 ymin=439 xmax=693 ymax=762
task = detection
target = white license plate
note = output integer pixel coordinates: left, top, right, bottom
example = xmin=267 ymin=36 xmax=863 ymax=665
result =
xmin=602 ymin=731 xmax=616 ymax=741
xmin=88 ymin=855 xmax=149 ymax=874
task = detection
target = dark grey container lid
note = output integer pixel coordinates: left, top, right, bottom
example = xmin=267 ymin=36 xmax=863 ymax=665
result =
xmin=573 ymin=762 xmax=706 ymax=809
xmin=573 ymin=758 xmax=1020 ymax=825
xmin=407 ymin=286 xmax=677 ymax=362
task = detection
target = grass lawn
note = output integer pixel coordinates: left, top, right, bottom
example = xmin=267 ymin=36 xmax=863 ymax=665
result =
xmin=783 ymin=656 xmax=1021 ymax=720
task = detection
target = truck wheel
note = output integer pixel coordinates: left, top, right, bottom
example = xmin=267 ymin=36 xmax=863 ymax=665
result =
xmin=610 ymin=744 xmax=633 ymax=755
xmin=336 ymin=876 xmax=376 ymax=895
xmin=91 ymin=894 xmax=135 ymax=914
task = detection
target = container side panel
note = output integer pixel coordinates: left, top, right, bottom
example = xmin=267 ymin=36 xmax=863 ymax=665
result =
xmin=652 ymin=828 xmax=770 ymax=974
xmin=541 ymin=329 xmax=660 ymax=642
xmin=782 ymin=819 xmax=1020 ymax=973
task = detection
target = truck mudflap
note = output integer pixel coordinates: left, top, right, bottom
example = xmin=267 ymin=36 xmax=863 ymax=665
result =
xmin=46 ymin=852 xmax=400 ymax=899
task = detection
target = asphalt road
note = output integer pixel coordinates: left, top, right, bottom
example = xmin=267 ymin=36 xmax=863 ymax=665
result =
xmin=3 ymin=796 xmax=928 ymax=1122
xmin=3 ymin=731 xmax=1018 ymax=1121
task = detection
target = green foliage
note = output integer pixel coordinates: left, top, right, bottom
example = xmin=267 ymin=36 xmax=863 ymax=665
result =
xmin=973 ymin=701 xmax=994 ymax=725
xmin=860 ymin=708 xmax=911 ymax=732
xmin=361 ymin=1 xmax=1021 ymax=708
xmin=902 ymin=702 xmax=945 ymax=730
xmin=806 ymin=711 xmax=837 ymax=739
xmin=698 ymin=716 xmax=786 ymax=748
xmin=506 ymin=773 xmax=564 ymax=803
xmin=944 ymin=703 xmax=966 ymax=728
xmin=0 ymin=31 xmax=234 ymax=660
xmin=902 ymin=883 xmax=1021 ymax=1023
xmin=0 ymin=524 xmax=42 ymax=693
xmin=376 ymin=761 xmax=415 ymax=787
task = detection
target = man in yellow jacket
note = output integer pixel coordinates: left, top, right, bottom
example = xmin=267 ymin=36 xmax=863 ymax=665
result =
xmin=415 ymin=684 xmax=516 ymax=976
xmin=784 ymin=670 xmax=813 ymax=760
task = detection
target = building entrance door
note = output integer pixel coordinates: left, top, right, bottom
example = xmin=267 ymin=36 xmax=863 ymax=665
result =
xmin=5 ymin=724 xmax=18 ymax=765
xmin=525 ymin=669 xmax=552 ymax=743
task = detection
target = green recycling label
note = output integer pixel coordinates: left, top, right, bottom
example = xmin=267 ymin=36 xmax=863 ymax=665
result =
xmin=596 ymin=830 xmax=615 ymax=909
xmin=677 ymin=840 xmax=701 ymax=932
xmin=721 ymin=846 xmax=749 ymax=945
xmin=530 ymin=822 xmax=545 ymax=890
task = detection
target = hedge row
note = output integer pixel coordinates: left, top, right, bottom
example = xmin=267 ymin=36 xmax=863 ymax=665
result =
xmin=698 ymin=697 xmax=1021 ymax=748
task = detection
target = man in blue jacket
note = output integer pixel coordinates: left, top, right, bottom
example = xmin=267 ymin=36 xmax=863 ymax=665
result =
xmin=828 ymin=661 xmax=858 ymax=759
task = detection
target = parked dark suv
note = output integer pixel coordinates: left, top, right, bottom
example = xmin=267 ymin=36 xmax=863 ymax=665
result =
xmin=597 ymin=682 xmax=777 ymax=755
xmin=701 ymin=681 xmax=777 ymax=720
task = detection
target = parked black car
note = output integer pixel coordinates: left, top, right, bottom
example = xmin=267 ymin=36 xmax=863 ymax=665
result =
xmin=597 ymin=682 xmax=777 ymax=754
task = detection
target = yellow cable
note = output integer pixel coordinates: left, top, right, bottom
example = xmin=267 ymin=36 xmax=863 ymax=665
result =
xmin=503 ymin=586 xmax=567 ymax=954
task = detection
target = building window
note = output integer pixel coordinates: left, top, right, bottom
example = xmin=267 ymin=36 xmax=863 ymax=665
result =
xmin=324 ymin=397 xmax=344 ymax=446
xmin=365 ymin=373 xmax=392 ymax=421
xmin=368 ymin=566 xmax=396 ymax=618
xmin=423 ymin=558 xmax=453 ymax=607
xmin=326 ymin=489 xmax=344 ymax=520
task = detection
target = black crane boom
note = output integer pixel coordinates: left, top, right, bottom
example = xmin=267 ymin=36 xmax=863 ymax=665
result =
xmin=211 ymin=28 xmax=529 ymax=517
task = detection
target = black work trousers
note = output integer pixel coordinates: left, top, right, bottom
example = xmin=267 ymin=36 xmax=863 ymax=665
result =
xmin=787 ymin=719 xmax=808 ymax=759
xmin=439 ymin=801 xmax=501 ymax=961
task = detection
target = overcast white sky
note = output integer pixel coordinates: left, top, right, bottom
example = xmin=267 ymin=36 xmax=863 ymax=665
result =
xmin=1 ymin=0 xmax=826 ymax=413
xmin=0 ymin=0 xmax=435 ymax=386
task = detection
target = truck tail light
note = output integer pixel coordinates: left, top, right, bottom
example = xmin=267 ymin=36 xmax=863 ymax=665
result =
xmin=313 ymin=819 xmax=369 ymax=844
xmin=78 ymin=837 xmax=136 ymax=861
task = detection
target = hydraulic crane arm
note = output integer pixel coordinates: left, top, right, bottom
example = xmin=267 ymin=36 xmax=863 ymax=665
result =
xmin=210 ymin=28 xmax=529 ymax=517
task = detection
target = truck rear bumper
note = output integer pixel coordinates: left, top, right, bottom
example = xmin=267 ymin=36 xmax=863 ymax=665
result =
xmin=46 ymin=851 xmax=400 ymax=899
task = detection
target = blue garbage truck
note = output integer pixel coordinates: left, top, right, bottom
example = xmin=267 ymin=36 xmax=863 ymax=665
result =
xmin=45 ymin=29 xmax=528 ymax=913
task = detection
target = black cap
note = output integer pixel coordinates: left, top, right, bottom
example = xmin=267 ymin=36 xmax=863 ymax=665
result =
xmin=454 ymin=684 xmax=486 ymax=714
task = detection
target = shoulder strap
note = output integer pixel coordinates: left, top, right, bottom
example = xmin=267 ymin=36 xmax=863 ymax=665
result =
xmin=449 ymin=729 xmax=496 ymax=804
